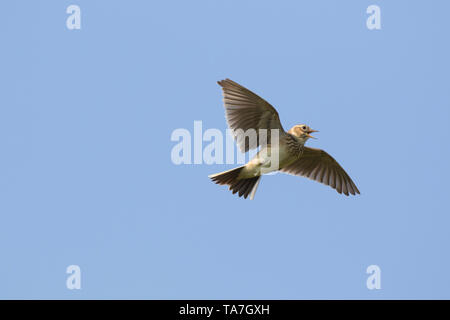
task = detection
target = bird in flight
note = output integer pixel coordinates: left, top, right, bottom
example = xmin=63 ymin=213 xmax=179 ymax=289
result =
xmin=209 ymin=79 xmax=360 ymax=200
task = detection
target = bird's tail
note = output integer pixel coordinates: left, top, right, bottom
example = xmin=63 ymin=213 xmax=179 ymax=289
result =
xmin=209 ymin=166 xmax=261 ymax=200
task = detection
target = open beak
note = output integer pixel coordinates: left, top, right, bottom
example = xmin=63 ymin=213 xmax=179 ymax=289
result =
xmin=307 ymin=129 xmax=319 ymax=139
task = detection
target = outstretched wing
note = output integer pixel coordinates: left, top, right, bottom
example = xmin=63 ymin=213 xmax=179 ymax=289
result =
xmin=217 ymin=79 xmax=286 ymax=152
xmin=280 ymin=147 xmax=360 ymax=196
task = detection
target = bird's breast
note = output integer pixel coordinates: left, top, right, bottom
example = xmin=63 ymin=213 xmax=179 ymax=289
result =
xmin=240 ymin=135 xmax=304 ymax=178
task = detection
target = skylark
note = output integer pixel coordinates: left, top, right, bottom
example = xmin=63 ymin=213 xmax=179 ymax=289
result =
xmin=209 ymin=79 xmax=360 ymax=200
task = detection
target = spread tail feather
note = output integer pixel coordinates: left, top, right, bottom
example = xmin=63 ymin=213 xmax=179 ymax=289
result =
xmin=209 ymin=166 xmax=261 ymax=200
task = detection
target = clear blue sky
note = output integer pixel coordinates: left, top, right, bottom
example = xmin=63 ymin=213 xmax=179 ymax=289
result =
xmin=1 ymin=0 xmax=449 ymax=299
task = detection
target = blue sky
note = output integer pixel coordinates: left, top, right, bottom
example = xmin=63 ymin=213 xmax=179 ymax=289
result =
xmin=1 ymin=0 xmax=449 ymax=299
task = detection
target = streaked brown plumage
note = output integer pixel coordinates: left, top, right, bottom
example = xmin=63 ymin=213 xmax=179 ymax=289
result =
xmin=209 ymin=79 xmax=360 ymax=199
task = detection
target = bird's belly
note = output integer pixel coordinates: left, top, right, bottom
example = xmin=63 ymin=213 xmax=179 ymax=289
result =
xmin=239 ymin=145 xmax=293 ymax=178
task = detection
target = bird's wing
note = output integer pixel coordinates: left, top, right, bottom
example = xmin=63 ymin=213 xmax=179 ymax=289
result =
xmin=217 ymin=79 xmax=286 ymax=152
xmin=280 ymin=147 xmax=360 ymax=196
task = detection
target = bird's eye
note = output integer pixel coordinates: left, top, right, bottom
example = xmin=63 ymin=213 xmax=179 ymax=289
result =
xmin=302 ymin=126 xmax=306 ymax=130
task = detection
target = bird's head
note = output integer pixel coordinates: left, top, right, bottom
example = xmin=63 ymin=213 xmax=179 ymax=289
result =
xmin=288 ymin=124 xmax=318 ymax=143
